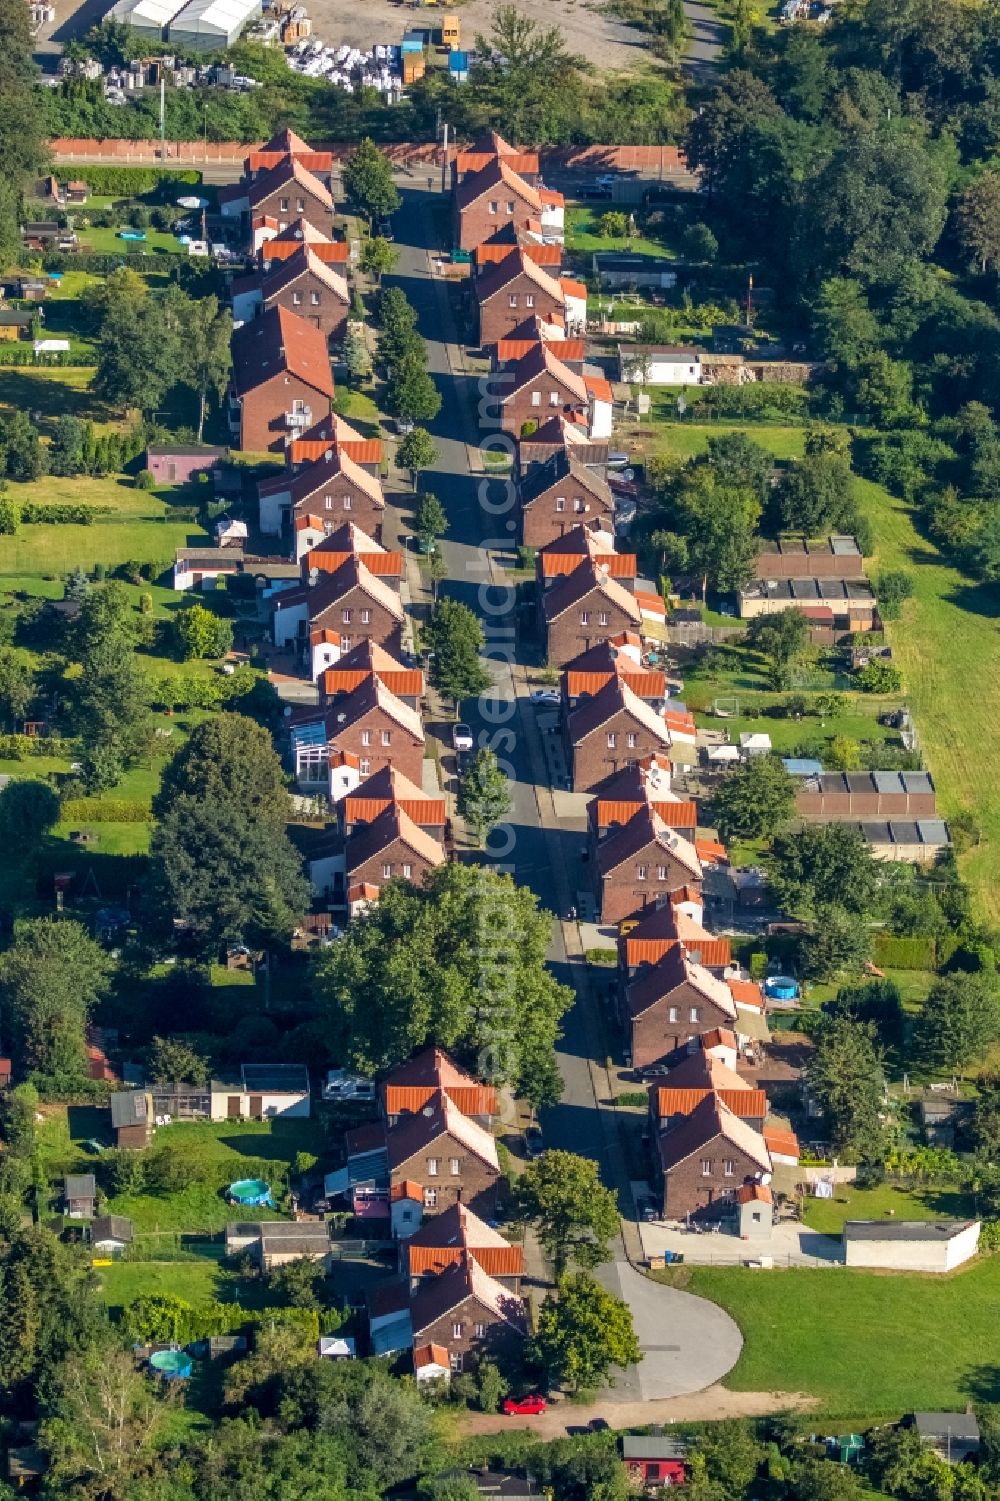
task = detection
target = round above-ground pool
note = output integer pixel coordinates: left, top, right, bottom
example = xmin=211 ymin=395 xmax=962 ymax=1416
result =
xmin=228 ymin=1177 xmax=273 ymax=1207
xmin=764 ymin=975 xmax=800 ymax=1000
xmin=149 ymin=1349 xmax=192 ymax=1380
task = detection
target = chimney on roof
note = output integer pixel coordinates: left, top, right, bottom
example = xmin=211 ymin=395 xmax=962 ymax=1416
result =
xmin=309 ymin=567 xmax=319 ymax=587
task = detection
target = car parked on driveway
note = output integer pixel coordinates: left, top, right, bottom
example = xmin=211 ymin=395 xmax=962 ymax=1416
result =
xmin=503 ymin=1394 xmax=547 ymax=1415
xmin=529 ymin=689 xmax=560 ymax=707
xmin=524 ymin=1125 xmax=543 ymax=1158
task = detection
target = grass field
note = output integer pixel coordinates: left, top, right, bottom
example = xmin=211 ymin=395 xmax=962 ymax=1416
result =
xmin=801 ymin=1182 xmax=975 ymax=1236
xmin=564 ymin=205 xmax=674 ymax=260
xmin=671 ymin=1254 xmax=1000 ymax=1413
xmin=0 ymin=365 xmax=120 ymax=435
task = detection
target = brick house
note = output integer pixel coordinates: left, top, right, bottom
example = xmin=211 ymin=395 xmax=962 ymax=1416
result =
xmin=259 ymin=443 xmax=385 ymax=540
xmin=381 ymin=1047 xmax=498 ymax=1127
xmin=290 ymin=675 xmax=425 ymax=794
xmin=536 ymin=524 xmax=635 ymax=591
xmin=565 ymin=677 xmax=672 ymax=792
xmin=248 ymin=154 xmax=335 ymax=239
xmin=259 ymin=215 xmax=350 ymax=270
xmin=345 ymin=803 xmax=446 ymax=895
xmin=648 ymin=1049 xmax=768 ymax=1136
xmin=287 ymin=411 xmax=383 ymax=474
xmin=339 ymin=766 xmax=445 ymax=841
xmin=476 ymin=241 xmax=564 ymax=276
xmin=494 ymin=328 xmax=581 ymax=368
xmin=543 ymin=561 xmax=642 ymax=668
xmin=300 ymin=522 xmax=400 ymax=581
xmin=517 ymin=416 xmax=609 ymax=477
xmin=320 ymin=641 xmax=424 ymax=712
xmin=595 ymin=805 xmax=703 ymax=923
xmin=144 ymin=444 xmax=225 ymax=486
xmin=254 ymin=247 xmax=350 ymax=342
xmin=652 ymin=1092 xmax=772 ymax=1222
xmin=403 ymin=1202 xmax=524 ymax=1290
xmin=588 ymin=758 xmax=697 ymax=854
xmin=622 ymin=945 xmax=738 ymax=1069
xmin=497 ymin=343 xmax=591 ymax=437
xmin=617 ymin=901 xmax=731 ymax=979
xmin=520 ymin=449 xmax=614 ymax=549
xmin=562 ymin=639 xmax=665 ymax=711
xmin=452 ymin=131 xmax=540 ymax=187
xmin=409 ymin=1254 xmax=527 ymax=1374
xmin=475 ymin=252 xmax=569 ymax=347
xmin=272 ymin=556 xmax=404 ymax=670
xmin=230 ymin=306 xmax=334 ymax=454
xmin=388 ymin=1094 xmax=501 ymax=1220
xmin=454 ymin=157 xmax=563 ymax=253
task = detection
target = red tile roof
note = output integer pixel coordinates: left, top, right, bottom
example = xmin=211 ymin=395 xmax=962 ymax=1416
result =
xmin=655 ymin=1087 xmax=767 ymax=1119
xmin=231 ymin=305 xmax=334 ymax=400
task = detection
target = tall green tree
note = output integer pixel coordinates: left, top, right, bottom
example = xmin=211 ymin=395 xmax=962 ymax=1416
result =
xmin=665 ymin=466 xmax=761 ymax=600
xmin=88 ymin=269 xmax=176 ymax=415
xmin=769 ymin=823 xmax=880 ymax=916
xmin=40 ymin=1344 xmax=168 ymax=1501
xmin=956 ymin=170 xmax=1000 ymax=274
xmin=806 ymin=1015 xmax=887 ymax=1160
xmin=342 ymin=138 xmax=401 ymax=225
xmin=184 ymin=294 xmax=232 ymax=443
xmin=711 ymin=755 xmax=794 ymax=843
xmin=388 ymin=351 xmax=442 ymax=425
xmin=0 ymin=0 xmax=47 ymax=262
xmin=457 ymin=748 xmax=512 ymax=847
xmin=529 ymin=1274 xmax=641 ymax=1391
xmin=745 ymin=609 xmax=811 ymax=689
xmin=914 ymin=973 xmax=1000 ymax=1071
xmin=398 ymin=427 xmax=439 ymax=483
xmin=359 ymin=235 xmax=398 ymax=285
xmin=0 ymin=918 xmax=112 ymax=1084
xmin=515 ymin=1151 xmax=620 ymax=1276
xmin=423 ymin=597 xmax=491 ymax=706
xmin=150 ymin=714 xmax=310 ymax=955
xmin=68 ymin=582 xmax=149 ymax=789
xmin=310 ymin=863 xmax=572 ymax=1105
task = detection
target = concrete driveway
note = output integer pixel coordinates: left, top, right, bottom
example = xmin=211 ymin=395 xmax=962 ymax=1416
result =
xmin=596 ymin=1258 xmax=744 ymax=1400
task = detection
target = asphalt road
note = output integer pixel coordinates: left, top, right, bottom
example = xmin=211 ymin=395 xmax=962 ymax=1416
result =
xmin=683 ymin=0 xmax=727 ymax=76
xmin=387 ymin=185 xmax=743 ymax=1401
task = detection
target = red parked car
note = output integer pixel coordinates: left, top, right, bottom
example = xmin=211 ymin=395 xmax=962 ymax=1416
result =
xmin=503 ymin=1395 xmax=547 ymax=1416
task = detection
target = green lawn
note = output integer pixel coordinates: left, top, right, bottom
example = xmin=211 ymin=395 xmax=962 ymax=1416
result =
xmin=801 ymin=1182 xmax=975 ymax=1236
xmin=646 ymin=417 xmax=808 ymax=463
xmin=564 ymin=204 xmax=674 ymax=260
xmin=98 ymin=1249 xmax=237 ymax=1311
xmin=673 ymin=1254 xmax=1000 ymax=1413
xmin=0 ymin=366 xmax=120 ymax=435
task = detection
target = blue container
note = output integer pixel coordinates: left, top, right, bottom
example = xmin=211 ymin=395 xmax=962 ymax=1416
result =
xmin=402 ymin=33 xmax=424 ymax=51
xmin=764 ymin=975 xmax=799 ymax=1000
xmin=449 ymin=50 xmax=469 ymax=71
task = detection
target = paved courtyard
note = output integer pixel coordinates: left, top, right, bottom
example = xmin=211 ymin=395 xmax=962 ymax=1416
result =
xmin=638 ymin=1219 xmax=844 ymax=1268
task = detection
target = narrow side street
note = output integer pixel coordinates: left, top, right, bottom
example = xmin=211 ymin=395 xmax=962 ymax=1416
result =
xmin=380 ymin=182 xmax=745 ymax=1402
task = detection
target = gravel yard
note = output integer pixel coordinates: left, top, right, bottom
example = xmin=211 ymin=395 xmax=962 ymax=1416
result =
xmin=302 ymin=0 xmax=653 ymax=71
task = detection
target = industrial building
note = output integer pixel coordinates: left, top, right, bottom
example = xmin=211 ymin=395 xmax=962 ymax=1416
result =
xmin=168 ymin=0 xmax=262 ymax=50
xmin=109 ymin=0 xmax=187 ymax=43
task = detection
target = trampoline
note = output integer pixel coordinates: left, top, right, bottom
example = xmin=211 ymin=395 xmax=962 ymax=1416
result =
xmin=228 ymin=1178 xmax=273 ymax=1208
xmin=764 ymin=975 xmax=800 ymax=1000
xmin=149 ymin=1349 xmax=192 ymax=1380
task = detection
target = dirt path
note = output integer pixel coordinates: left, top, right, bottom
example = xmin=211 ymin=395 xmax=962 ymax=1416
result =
xmin=460 ymin=1386 xmax=817 ymax=1436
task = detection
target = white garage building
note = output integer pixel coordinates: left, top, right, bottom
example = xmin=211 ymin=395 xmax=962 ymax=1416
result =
xmin=618 ymin=344 xmax=703 ymax=386
xmin=843 ymin=1219 xmax=980 ymax=1273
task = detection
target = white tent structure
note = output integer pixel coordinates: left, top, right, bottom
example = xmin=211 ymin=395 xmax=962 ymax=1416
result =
xmin=168 ymin=0 xmax=261 ymax=50
xmin=110 ymin=0 xmax=187 ymax=42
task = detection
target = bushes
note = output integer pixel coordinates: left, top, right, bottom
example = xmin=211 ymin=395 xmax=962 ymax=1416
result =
xmin=21 ymin=251 xmax=180 ymax=276
xmin=21 ymin=503 xmax=106 ymax=526
xmin=65 ymin=166 xmax=202 ymax=196
xmin=0 ymin=734 xmax=76 ymax=759
xmin=698 ymin=382 xmax=810 ymax=420
xmin=61 ymin=797 xmax=148 ymax=824
xmin=870 ymin=933 xmax=942 ymax=969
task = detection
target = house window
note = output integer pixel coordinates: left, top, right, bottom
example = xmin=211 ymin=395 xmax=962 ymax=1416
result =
xmin=508 ymin=294 xmax=518 ymax=308
xmin=340 ymin=636 xmax=351 ymax=652
xmin=361 ymin=609 xmax=371 ymax=624
xmin=580 ymin=611 xmax=590 ymax=625
xmin=506 ymin=201 xmax=515 ymax=214
xmin=668 ymin=1006 xmax=679 ymax=1023
xmin=342 ymin=609 xmax=352 ymax=623
xmin=531 ymin=391 xmax=541 ymax=407
xmin=555 ymin=497 xmax=566 ymax=511
xmin=427 ymin=1158 xmax=440 ymax=1176
xmin=403 ymin=863 xmax=413 ymax=878
xmin=574 ymin=499 xmax=585 ymax=512
xmin=296 ymin=197 xmax=305 ymax=212
xmin=279 ymin=197 xmax=289 ymax=211
xmin=700 ymin=1159 xmax=712 ymax=1176
xmin=627 ymin=732 xmax=637 ymax=748
xmin=647 ymin=1466 xmax=661 ymax=1482
xmin=689 ymin=1007 xmax=701 ymax=1023
xmin=450 ymin=1351 xmax=463 ymax=1371
xmin=382 ymin=863 xmax=392 ymax=878
xmin=381 ymin=730 xmax=391 ymax=746
xmin=474 ymin=1323 xmax=487 ymax=1338
xmin=292 ymin=291 xmax=302 ymax=305
xmin=489 ymin=201 xmax=498 ymax=215
xmin=311 ymin=291 xmax=320 ymax=305
xmin=636 ymin=864 xmax=647 ymax=880
xmin=452 ymin=1322 xmax=464 ymax=1338
xmin=526 ymin=294 xmax=535 ymax=308
xmin=450 ymin=1157 xmax=461 ymax=1175
xmin=359 ymin=758 xmax=371 ymax=775
xmin=343 ymin=496 xmax=352 ymax=510
xmin=424 ymin=1187 xmax=437 ymax=1208
xmin=549 ymin=390 xmax=559 ymax=406
xmin=361 ymin=730 xmax=372 ymax=746
xmin=324 ymin=496 xmax=333 ymax=510
xmin=599 ymin=612 xmax=610 ymax=628
xmin=724 ymin=1160 xmax=735 ymax=1177
xmin=606 ymin=733 xmax=616 ymax=748
xmin=656 ymin=863 xmax=667 ymax=878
